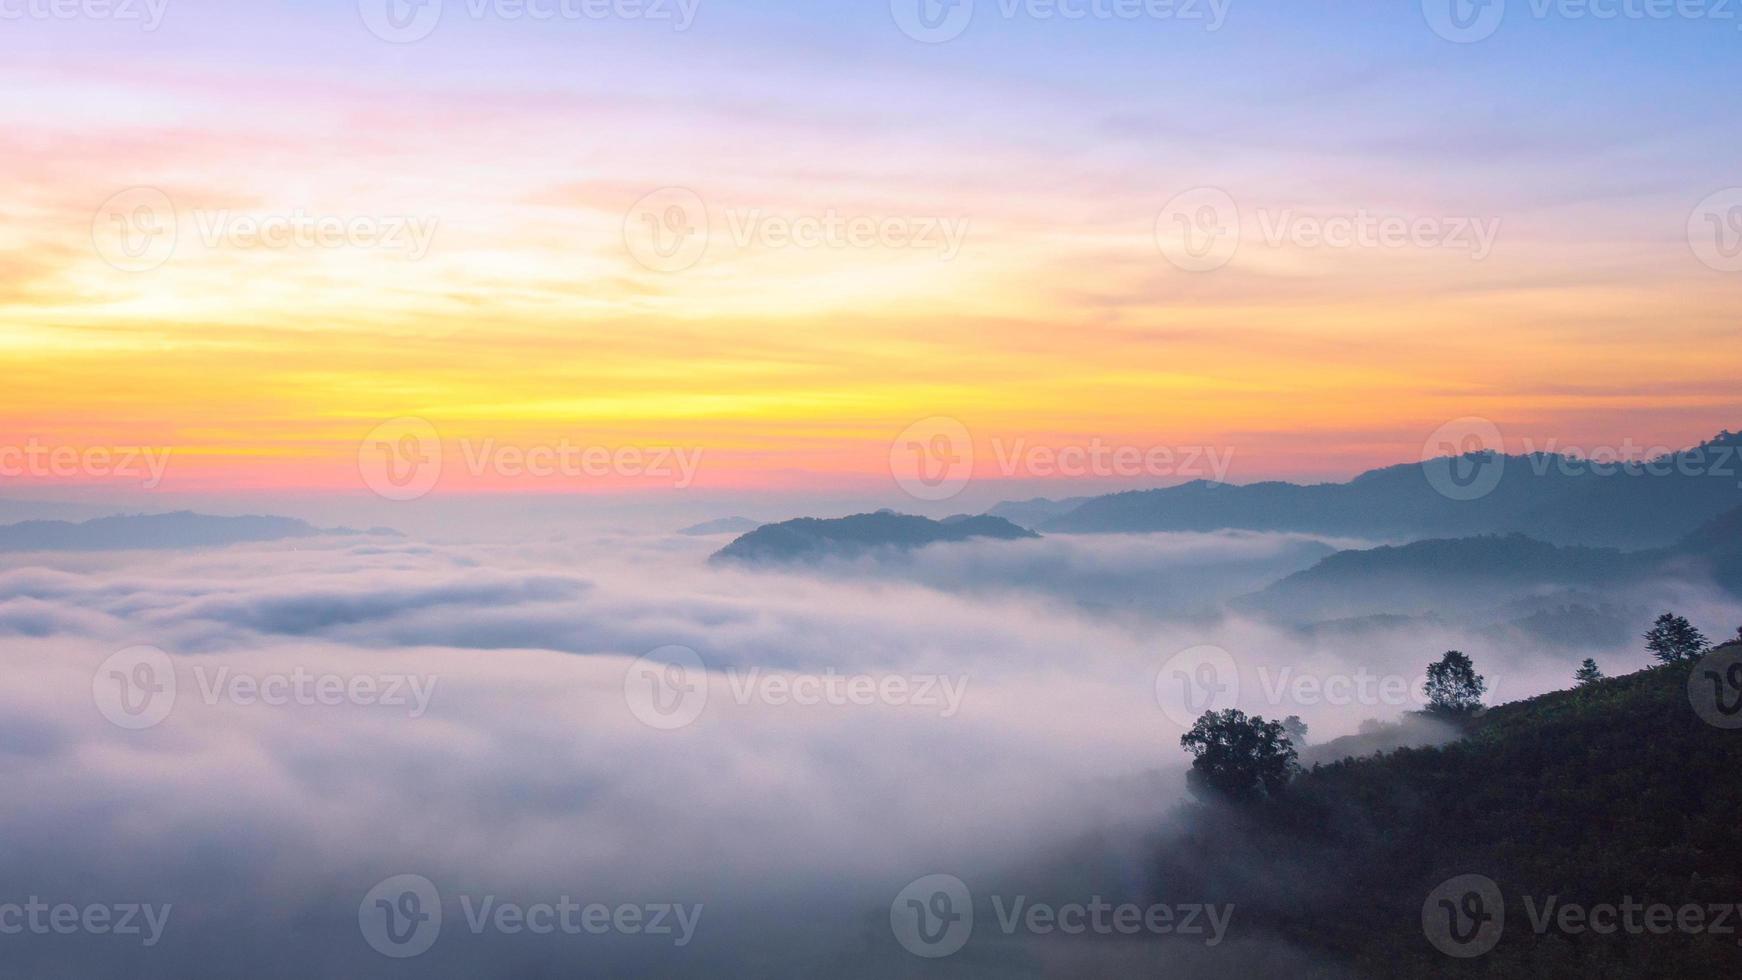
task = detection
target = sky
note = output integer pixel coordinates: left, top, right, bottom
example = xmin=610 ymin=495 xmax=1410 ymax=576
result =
xmin=3 ymin=11 xmax=1741 ymax=971
xmin=3 ymin=0 xmax=1740 ymax=516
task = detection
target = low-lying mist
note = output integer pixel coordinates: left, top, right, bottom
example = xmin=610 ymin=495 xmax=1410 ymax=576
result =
xmin=1 ymin=526 xmax=1729 ymax=976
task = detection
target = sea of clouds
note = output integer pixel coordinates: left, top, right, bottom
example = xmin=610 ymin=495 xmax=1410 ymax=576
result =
xmin=0 ymin=525 xmax=1723 ymax=976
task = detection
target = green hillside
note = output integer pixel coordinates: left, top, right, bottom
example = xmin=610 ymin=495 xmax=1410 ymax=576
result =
xmin=1158 ymin=642 xmax=1742 ymax=977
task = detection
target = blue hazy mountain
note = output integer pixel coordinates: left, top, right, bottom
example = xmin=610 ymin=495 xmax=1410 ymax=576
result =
xmin=1243 ymin=505 xmax=1742 ymax=624
xmin=712 ymin=512 xmax=1037 ymax=564
xmin=0 ymin=511 xmax=392 ymax=551
xmin=1671 ymin=503 xmax=1742 ymax=593
xmin=1037 ymin=429 xmax=1742 ymax=549
xmin=677 ymin=517 xmax=761 ymax=536
xmin=982 ymin=495 xmax=1095 ymax=531
xmin=1244 ymin=533 xmax=1633 ymax=623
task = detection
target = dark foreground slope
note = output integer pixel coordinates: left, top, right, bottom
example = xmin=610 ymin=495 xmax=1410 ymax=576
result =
xmin=1156 ymin=648 xmax=1742 ymax=977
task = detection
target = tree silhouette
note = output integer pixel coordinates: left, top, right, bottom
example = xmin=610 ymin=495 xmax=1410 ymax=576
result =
xmin=1644 ymin=612 xmax=1709 ymax=663
xmin=1424 ymin=650 xmax=1486 ymax=716
xmin=1575 ymin=658 xmax=1603 ymax=686
xmin=1281 ymin=714 xmax=1309 ymax=746
xmin=1179 ymin=708 xmax=1298 ymax=804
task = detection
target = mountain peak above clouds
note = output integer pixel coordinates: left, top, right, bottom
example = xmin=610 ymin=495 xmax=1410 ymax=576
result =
xmin=711 ymin=511 xmax=1037 ymax=564
xmin=1022 ymin=427 xmax=1742 ymax=549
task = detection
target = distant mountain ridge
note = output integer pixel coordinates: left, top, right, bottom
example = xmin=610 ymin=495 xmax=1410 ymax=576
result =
xmin=712 ymin=512 xmax=1037 ymax=564
xmin=678 ymin=517 xmax=761 ymax=536
xmin=1022 ymin=429 xmax=1742 ymax=548
xmin=0 ymin=511 xmax=393 ymax=551
xmin=982 ymin=495 xmax=1095 ymax=531
xmin=1243 ymin=503 xmax=1742 ymax=624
